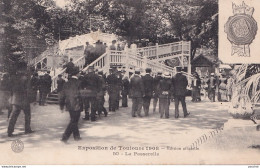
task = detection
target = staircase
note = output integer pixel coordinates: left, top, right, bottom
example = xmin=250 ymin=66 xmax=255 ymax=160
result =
xmin=46 ymin=91 xmax=59 ymax=104
xmin=34 ymin=40 xmax=191 ymax=104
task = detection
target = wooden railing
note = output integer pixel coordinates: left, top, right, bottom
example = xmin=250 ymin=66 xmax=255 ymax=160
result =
xmin=49 ymin=41 xmax=190 ymax=92
xmin=82 ymin=49 xmax=175 ymax=76
xmin=82 ymin=52 xmax=109 ymax=75
xmin=137 ymin=41 xmax=190 ymax=61
xmin=51 ymin=55 xmax=85 ymax=92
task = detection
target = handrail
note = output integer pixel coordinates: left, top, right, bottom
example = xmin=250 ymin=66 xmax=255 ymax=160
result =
xmin=82 ymin=52 xmax=108 ymax=72
xmin=51 ymin=55 xmax=85 ymax=92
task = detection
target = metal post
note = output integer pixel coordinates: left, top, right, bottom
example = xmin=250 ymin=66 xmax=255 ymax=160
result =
xmin=156 ymin=43 xmax=159 ymax=60
xmin=188 ymin=41 xmax=191 ymax=76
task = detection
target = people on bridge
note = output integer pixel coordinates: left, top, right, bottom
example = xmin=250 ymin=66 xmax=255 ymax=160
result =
xmin=207 ymin=73 xmax=217 ymax=102
xmin=129 ymin=68 xmax=144 ymax=117
xmin=80 ymin=66 xmax=101 ymax=121
xmin=60 ymin=69 xmax=82 ymax=143
xmin=84 ymin=42 xmax=95 ymax=66
xmin=142 ymin=68 xmax=154 ymax=116
xmin=158 ymin=72 xmax=172 ymax=118
xmin=153 ymin=70 xmax=163 ymax=113
xmin=109 ymin=40 xmax=117 ymax=50
xmin=7 ymin=63 xmax=34 ymax=137
xmin=65 ymin=58 xmax=75 ymax=76
xmin=173 ymin=68 xmax=189 ymax=118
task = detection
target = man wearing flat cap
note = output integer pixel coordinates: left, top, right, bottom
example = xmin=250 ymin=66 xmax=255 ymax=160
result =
xmin=142 ymin=68 xmax=154 ymax=116
xmin=129 ymin=68 xmax=144 ymax=117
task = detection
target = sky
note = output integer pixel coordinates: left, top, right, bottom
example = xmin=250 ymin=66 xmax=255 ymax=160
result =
xmin=54 ymin=0 xmax=67 ymax=8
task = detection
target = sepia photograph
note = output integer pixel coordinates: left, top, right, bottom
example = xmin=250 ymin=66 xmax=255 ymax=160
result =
xmin=0 ymin=0 xmax=259 ymax=165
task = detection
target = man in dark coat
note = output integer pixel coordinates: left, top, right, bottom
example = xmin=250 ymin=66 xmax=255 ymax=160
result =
xmin=142 ymin=68 xmax=154 ymax=116
xmin=96 ymin=69 xmax=108 ymax=117
xmin=7 ymin=64 xmax=34 ymax=137
xmin=60 ymin=70 xmax=82 ymax=142
xmin=38 ymin=71 xmax=52 ymax=106
xmin=30 ymin=72 xmax=39 ymax=103
xmin=129 ymin=68 xmax=144 ymax=117
xmin=0 ymin=73 xmax=12 ymax=118
xmin=173 ymin=69 xmax=189 ymax=118
xmin=121 ymin=74 xmax=129 ymax=107
xmin=81 ymin=66 xmax=101 ymax=121
xmin=65 ymin=58 xmax=75 ymax=76
xmin=158 ymin=72 xmax=172 ymax=118
xmin=207 ymin=73 xmax=217 ymax=102
xmin=57 ymin=74 xmax=65 ymax=104
xmin=153 ymin=70 xmax=163 ymax=113
xmin=106 ymin=67 xmax=118 ymax=112
xmin=115 ymin=70 xmax=122 ymax=110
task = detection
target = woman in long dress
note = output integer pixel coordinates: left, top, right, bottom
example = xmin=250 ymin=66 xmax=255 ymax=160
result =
xmin=218 ymin=76 xmax=228 ymax=102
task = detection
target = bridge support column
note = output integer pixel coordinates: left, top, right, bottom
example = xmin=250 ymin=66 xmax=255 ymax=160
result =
xmin=156 ymin=43 xmax=159 ymax=60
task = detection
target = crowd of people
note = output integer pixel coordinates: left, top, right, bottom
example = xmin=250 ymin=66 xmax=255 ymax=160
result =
xmin=0 ymin=62 xmax=53 ymax=137
xmin=0 ymin=60 xmax=236 ymax=142
xmin=56 ymin=66 xmax=191 ymax=142
xmin=191 ymin=72 xmax=234 ymax=103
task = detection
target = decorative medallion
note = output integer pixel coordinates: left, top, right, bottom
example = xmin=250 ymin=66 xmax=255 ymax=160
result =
xmin=224 ymin=1 xmax=258 ymax=57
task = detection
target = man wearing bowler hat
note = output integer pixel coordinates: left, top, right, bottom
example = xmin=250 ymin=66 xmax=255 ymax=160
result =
xmin=129 ymin=68 xmax=144 ymax=117
xmin=173 ymin=68 xmax=190 ymax=118
xmin=153 ymin=70 xmax=163 ymax=113
xmin=81 ymin=66 xmax=101 ymax=121
xmin=142 ymin=68 xmax=154 ymax=116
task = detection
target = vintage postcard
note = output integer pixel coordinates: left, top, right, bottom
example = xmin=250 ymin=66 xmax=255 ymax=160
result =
xmin=0 ymin=0 xmax=259 ymax=166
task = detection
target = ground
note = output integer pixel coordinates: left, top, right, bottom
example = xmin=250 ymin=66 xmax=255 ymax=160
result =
xmin=0 ymin=96 xmax=259 ymax=164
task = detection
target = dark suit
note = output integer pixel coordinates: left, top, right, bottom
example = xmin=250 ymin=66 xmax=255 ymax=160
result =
xmin=65 ymin=61 xmax=75 ymax=75
xmin=121 ymin=77 xmax=130 ymax=107
xmin=158 ymin=78 xmax=172 ymax=118
xmin=38 ymin=74 xmax=52 ymax=105
xmin=207 ymin=77 xmax=216 ymax=102
xmin=81 ymin=72 xmax=101 ymax=121
xmin=129 ymin=74 xmax=144 ymax=117
xmin=153 ymin=75 xmax=163 ymax=112
xmin=107 ymin=73 xmax=118 ymax=111
xmin=8 ymin=73 xmax=33 ymax=136
xmin=173 ymin=73 xmax=188 ymax=117
xmin=60 ymin=77 xmax=82 ymax=141
xmin=96 ymin=75 xmax=107 ymax=116
xmin=142 ymin=74 xmax=154 ymax=116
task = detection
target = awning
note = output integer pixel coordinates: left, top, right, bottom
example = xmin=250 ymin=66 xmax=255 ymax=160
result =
xmin=219 ymin=64 xmax=232 ymax=69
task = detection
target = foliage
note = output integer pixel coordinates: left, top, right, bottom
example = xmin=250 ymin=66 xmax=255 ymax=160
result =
xmin=1 ymin=0 xmax=218 ymax=73
xmin=0 ymin=0 xmax=55 ymax=73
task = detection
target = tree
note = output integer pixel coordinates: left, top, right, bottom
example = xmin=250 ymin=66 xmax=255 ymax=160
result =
xmin=0 ymin=0 xmax=56 ymax=73
xmin=156 ymin=0 xmax=218 ymax=60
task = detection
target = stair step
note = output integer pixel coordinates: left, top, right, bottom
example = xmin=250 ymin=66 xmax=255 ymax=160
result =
xmin=48 ymin=94 xmax=58 ymax=98
xmin=46 ymin=100 xmax=59 ymax=104
xmin=47 ymin=97 xmax=59 ymax=101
